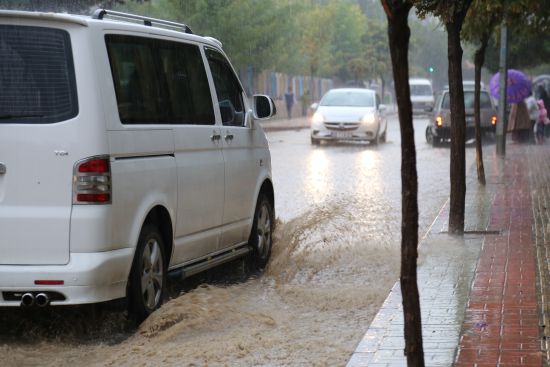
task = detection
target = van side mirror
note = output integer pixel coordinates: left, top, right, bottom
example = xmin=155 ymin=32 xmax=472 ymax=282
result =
xmin=253 ymin=94 xmax=276 ymax=120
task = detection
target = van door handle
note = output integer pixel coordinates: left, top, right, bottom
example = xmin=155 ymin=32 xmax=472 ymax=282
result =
xmin=210 ymin=133 xmax=221 ymax=141
xmin=224 ymin=133 xmax=234 ymax=140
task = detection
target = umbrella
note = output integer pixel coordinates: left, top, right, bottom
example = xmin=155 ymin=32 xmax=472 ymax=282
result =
xmin=489 ymin=69 xmax=532 ymax=104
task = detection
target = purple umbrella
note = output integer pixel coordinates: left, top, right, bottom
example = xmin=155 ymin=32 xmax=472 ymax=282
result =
xmin=489 ymin=69 xmax=532 ymax=104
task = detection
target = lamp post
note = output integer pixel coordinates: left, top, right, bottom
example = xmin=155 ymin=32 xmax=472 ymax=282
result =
xmin=496 ymin=23 xmax=508 ymax=156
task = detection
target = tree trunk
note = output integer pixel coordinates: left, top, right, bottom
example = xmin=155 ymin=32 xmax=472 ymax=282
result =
xmin=474 ymin=37 xmax=488 ymax=186
xmin=446 ymin=20 xmax=467 ymax=235
xmin=310 ymin=64 xmax=317 ymax=101
xmin=381 ymin=1 xmax=424 ymax=365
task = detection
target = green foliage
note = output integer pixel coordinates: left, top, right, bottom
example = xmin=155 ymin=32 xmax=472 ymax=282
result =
xmin=462 ymin=0 xmax=550 ymax=72
xmin=408 ymin=17 xmax=447 ymax=88
xmin=299 ymin=0 xmax=367 ymax=80
xmin=362 ymin=18 xmax=390 ymax=82
xmin=461 ymin=0 xmax=502 ymax=46
xmin=5 ymin=0 xmax=499 ymax=88
xmin=116 ymin=0 xmax=298 ymax=73
xmin=116 ymin=0 xmax=369 ymax=80
xmin=484 ymin=26 xmax=550 ymax=72
xmin=0 ymin=0 xmax=128 ymax=13
xmin=414 ymin=0 xmax=472 ymax=24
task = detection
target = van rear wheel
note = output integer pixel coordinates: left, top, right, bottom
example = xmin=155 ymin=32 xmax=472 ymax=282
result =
xmin=128 ymin=224 xmax=166 ymax=323
xmin=248 ymin=194 xmax=274 ymax=270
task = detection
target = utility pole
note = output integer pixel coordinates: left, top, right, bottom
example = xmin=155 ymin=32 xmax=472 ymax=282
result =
xmin=496 ymin=23 xmax=508 ymax=156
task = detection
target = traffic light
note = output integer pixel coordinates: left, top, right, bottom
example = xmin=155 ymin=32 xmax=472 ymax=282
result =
xmin=428 ymin=66 xmax=435 ymax=73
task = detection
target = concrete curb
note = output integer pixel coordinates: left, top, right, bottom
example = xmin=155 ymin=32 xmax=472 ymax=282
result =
xmin=259 ymin=118 xmax=311 ymax=132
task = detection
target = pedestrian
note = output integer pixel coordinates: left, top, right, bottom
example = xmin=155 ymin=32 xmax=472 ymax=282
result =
xmin=525 ymin=91 xmax=539 ymax=143
xmin=536 ymin=99 xmax=549 ymax=144
xmin=284 ymin=87 xmax=294 ymax=119
xmin=507 ymin=100 xmax=531 ymax=143
xmin=536 ymin=85 xmax=550 ymax=137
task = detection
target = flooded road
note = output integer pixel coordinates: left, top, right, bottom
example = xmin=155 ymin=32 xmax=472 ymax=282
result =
xmin=1 ymin=115 xmax=477 ymax=366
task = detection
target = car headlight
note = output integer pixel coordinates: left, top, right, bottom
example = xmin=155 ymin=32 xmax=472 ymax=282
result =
xmin=361 ymin=114 xmax=376 ymax=124
xmin=312 ymin=112 xmax=324 ymax=124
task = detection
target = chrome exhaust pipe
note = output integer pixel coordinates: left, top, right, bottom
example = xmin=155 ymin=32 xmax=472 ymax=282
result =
xmin=20 ymin=293 xmax=35 ymax=307
xmin=35 ymin=293 xmax=50 ymax=307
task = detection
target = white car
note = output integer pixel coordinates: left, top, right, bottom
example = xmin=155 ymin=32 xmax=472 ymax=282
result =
xmin=310 ymin=88 xmax=387 ymax=145
xmin=0 ymin=9 xmax=276 ymax=322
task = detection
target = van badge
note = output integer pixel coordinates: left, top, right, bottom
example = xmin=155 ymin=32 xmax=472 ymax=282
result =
xmin=0 ymin=163 xmax=5 ymax=174
xmin=55 ymin=150 xmax=69 ymax=157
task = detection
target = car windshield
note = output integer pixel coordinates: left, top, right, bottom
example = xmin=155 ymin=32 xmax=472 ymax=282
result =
xmin=441 ymin=91 xmax=492 ymax=109
xmin=410 ymin=84 xmax=432 ymax=96
xmin=320 ymin=90 xmax=375 ymax=107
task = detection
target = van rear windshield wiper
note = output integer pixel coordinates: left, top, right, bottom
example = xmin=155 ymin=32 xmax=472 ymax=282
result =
xmin=0 ymin=114 xmax=44 ymax=119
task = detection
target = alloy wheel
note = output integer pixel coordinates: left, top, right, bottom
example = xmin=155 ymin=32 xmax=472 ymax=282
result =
xmin=141 ymin=238 xmax=164 ymax=310
xmin=256 ymin=203 xmax=272 ymax=260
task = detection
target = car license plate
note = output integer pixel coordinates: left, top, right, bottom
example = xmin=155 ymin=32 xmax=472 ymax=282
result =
xmin=335 ymin=131 xmax=352 ymax=139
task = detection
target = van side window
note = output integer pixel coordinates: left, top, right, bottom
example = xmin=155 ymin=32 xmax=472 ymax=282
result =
xmin=205 ymin=48 xmax=245 ymax=127
xmin=106 ymin=35 xmax=214 ymax=125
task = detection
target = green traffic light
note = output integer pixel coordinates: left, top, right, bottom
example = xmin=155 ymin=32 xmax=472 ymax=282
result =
xmin=428 ymin=67 xmax=434 ymax=73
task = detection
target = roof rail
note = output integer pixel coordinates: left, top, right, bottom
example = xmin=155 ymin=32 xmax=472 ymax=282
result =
xmin=203 ymin=36 xmax=223 ymax=48
xmin=91 ymin=9 xmax=193 ymax=34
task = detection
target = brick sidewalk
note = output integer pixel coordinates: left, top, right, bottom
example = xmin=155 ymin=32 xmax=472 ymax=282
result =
xmin=348 ymin=142 xmax=550 ymax=366
xmin=455 ymin=145 xmax=542 ymax=366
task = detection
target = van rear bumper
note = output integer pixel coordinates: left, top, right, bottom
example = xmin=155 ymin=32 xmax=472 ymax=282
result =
xmin=0 ymin=248 xmax=134 ymax=306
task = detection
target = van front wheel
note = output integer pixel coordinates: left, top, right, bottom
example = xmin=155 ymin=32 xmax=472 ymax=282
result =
xmin=128 ymin=225 xmax=166 ymax=323
xmin=248 ymin=194 xmax=274 ymax=270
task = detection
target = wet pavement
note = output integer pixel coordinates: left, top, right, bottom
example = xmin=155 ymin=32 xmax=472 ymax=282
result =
xmin=5 ymin=114 xmax=549 ymax=366
xmin=348 ymin=141 xmax=550 ymax=366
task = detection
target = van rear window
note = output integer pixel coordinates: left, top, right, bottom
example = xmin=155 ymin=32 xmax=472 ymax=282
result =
xmin=410 ymin=84 xmax=432 ymax=96
xmin=0 ymin=25 xmax=78 ymax=124
xmin=442 ymin=91 xmax=492 ymax=109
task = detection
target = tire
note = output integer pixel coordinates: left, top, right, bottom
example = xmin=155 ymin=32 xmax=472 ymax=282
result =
xmin=371 ymin=128 xmax=380 ymax=146
xmin=426 ymin=126 xmax=441 ymax=147
xmin=425 ymin=126 xmax=433 ymax=144
xmin=311 ymin=136 xmax=320 ymax=145
xmin=127 ymin=224 xmax=167 ymax=323
xmin=380 ymin=128 xmax=387 ymax=143
xmin=248 ymin=194 xmax=274 ymax=270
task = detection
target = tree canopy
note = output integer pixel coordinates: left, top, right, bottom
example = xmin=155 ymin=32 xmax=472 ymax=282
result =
xmin=0 ymin=0 xmax=127 ymax=12
xmin=463 ymin=0 xmax=550 ymax=73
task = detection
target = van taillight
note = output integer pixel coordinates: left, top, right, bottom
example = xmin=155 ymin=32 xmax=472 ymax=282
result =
xmin=73 ymin=156 xmax=111 ymax=204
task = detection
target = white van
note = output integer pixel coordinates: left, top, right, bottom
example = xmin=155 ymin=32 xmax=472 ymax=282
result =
xmin=409 ymin=78 xmax=434 ymax=114
xmin=0 ymin=9 xmax=276 ymax=321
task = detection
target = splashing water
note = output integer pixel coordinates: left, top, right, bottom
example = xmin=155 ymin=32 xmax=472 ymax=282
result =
xmin=1 ymin=200 xmax=400 ymax=366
